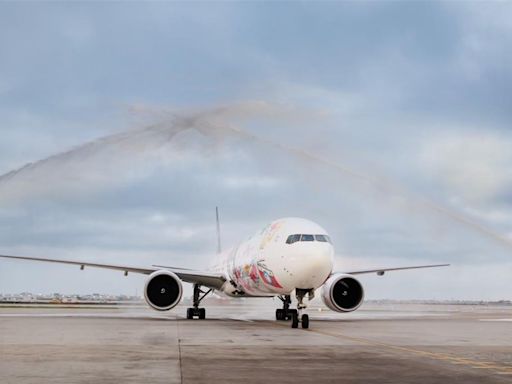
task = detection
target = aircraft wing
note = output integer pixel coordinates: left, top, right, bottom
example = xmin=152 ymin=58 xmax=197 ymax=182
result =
xmin=0 ymin=254 xmax=227 ymax=290
xmin=338 ymin=263 xmax=450 ymax=276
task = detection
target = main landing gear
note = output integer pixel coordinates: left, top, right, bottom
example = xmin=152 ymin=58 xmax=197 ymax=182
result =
xmin=276 ymin=290 xmax=313 ymax=329
xmin=186 ymin=284 xmax=212 ymax=320
xmin=275 ymin=295 xmax=297 ymax=321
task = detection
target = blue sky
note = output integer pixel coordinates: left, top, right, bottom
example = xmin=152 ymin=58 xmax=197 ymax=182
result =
xmin=1 ymin=2 xmax=512 ymax=300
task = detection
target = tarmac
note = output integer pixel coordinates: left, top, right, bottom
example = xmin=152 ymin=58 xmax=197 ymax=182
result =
xmin=1 ymin=302 xmax=512 ymax=384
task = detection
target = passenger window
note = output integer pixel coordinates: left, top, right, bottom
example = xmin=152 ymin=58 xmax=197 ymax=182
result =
xmin=301 ymin=234 xmax=314 ymax=242
xmin=315 ymin=235 xmax=328 ymax=242
xmin=286 ymin=234 xmax=300 ymax=244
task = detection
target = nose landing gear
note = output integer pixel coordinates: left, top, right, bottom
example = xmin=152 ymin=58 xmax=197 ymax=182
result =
xmin=290 ymin=312 xmax=309 ymax=329
xmin=276 ymin=290 xmax=313 ymax=329
xmin=290 ymin=289 xmax=313 ymax=329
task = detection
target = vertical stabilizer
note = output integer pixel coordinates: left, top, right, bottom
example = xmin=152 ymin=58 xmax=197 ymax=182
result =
xmin=216 ymin=206 xmax=222 ymax=254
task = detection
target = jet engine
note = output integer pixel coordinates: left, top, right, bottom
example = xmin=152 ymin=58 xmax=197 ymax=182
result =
xmin=321 ymin=273 xmax=364 ymax=312
xmin=144 ymin=270 xmax=183 ymax=311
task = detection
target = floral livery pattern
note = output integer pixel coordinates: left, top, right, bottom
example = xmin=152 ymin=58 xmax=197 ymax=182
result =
xmin=232 ymin=260 xmax=283 ymax=292
xmin=256 ymin=261 xmax=282 ymax=288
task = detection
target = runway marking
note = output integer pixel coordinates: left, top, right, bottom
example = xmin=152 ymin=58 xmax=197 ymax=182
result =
xmin=176 ymin=314 xmax=184 ymax=384
xmin=271 ymin=322 xmax=512 ymax=377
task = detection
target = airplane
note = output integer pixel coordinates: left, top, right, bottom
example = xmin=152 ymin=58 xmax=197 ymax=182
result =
xmin=0 ymin=210 xmax=449 ymax=329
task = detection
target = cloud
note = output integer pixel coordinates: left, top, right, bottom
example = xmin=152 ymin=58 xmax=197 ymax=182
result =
xmin=419 ymin=131 xmax=512 ymax=204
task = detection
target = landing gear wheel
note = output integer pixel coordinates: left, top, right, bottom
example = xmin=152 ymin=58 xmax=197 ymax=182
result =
xmin=277 ymin=295 xmax=294 ymax=321
xmin=301 ymin=314 xmax=309 ymax=329
xmin=291 ymin=312 xmax=299 ymax=328
xmin=187 ymin=284 xmax=211 ymax=320
xmin=287 ymin=309 xmax=298 ymax=320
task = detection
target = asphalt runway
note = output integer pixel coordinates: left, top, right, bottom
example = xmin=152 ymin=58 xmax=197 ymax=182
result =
xmin=1 ymin=302 xmax=511 ymax=384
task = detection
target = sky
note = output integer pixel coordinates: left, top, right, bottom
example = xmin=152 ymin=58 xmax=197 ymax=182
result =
xmin=0 ymin=2 xmax=512 ymax=300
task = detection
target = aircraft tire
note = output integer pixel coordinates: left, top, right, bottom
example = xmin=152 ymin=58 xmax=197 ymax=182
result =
xmin=285 ymin=309 xmax=297 ymax=321
xmin=291 ymin=312 xmax=299 ymax=328
xmin=301 ymin=314 xmax=309 ymax=329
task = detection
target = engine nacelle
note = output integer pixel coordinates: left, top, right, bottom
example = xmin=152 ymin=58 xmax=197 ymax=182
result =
xmin=144 ymin=270 xmax=183 ymax=311
xmin=321 ymin=273 xmax=364 ymax=312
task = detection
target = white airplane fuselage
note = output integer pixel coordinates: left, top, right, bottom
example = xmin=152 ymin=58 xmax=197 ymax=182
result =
xmin=213 ymin=218 xmax=334 ymax=297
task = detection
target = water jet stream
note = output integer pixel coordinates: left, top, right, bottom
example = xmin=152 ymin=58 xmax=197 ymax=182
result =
xmin=0 ymin=102 xmax=510 ymax=252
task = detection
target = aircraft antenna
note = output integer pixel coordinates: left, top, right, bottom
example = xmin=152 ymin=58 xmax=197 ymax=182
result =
xmin=216 ymin=206 xmax=222 ymax=254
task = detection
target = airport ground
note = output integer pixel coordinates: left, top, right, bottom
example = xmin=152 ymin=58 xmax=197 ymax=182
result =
xmin=1 ymin=301 xmax=511 ymax=384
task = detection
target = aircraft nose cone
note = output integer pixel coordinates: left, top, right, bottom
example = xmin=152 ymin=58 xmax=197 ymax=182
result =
xmin=281 ymin=244 xmax=333 ymax=290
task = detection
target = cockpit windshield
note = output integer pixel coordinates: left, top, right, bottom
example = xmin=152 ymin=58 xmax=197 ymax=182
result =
xmin=286 ymin=234 xmax=332 ymax=244
xmin=286 ymin=234 xmax=300 ymax=244
xmin=314 ymin=235 xmax=329 ymax=242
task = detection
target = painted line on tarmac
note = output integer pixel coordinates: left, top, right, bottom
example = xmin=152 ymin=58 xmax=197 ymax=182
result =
xmin=270 ymin=321 xmax=512 ymax=377
xmin=0 ymin=313 xmax=173 ymax=320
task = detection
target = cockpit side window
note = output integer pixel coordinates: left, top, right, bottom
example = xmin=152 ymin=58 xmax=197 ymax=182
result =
xmin=301 ymin=234 xmax=314 ymax=242
xmin=286 ymin=234 xmax=301 ymax=244
xmin=315 ymin=234 xmax=327 ymax=242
